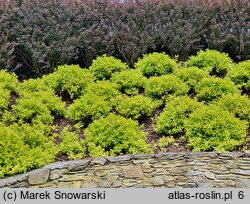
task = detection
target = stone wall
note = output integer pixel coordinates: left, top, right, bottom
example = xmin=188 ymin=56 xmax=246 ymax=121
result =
xmin=1 ymin=152 xmax=250 ymax=188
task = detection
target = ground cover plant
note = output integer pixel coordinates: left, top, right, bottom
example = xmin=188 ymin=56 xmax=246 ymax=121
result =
xmin=0 ymin=50 xmax=250 ymax=178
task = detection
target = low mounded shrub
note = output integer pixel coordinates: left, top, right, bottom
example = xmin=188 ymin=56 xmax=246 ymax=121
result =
xmin=67 ymin=94 xmax=112 ymax=125
xmin=184 ymin=105 xmax=248 ymax=151
xmin=135 ymin=52 xmax=177 ymax=78
xmin=145 ymin=74 xmax=189 ymax=100
xmin=84 ymin=80 xmax=120 ymax=101
xmin=154 ymin=136 xmax=178 ymax=150
xmin=0 ymin=122 xmax=56 ymax=178
xmin=56 ymin=127 xmax=86 ymax=160
xmin=42 ymin=65 xmax=95 ymax=99
xmin=173 ymin=66 xmax=210 ymax=91
xmin=85 ymin=114 xmax=152 ymax=157
xmin=4 ymin=91 xmax=65 ymax=125
xmin=3 ymin=99 xmax=53 ymax=125
xmin=195 ymin=76 xmax=240 ymax=103
xmin=227 ymin=60 xmax=250 ymax=91
xmin=155 ymin=96 xmax=203 ymax=136
xmin=89 ymin=55 xmax=128 ymax=80
xmin=111 ymin=69 xmax=146 ymax=95
xmin=23 ymin=91 xmax=66 ymax=117
xmin=113 ymin=95 xmax=156 ymax=120
xmin=212 ymin=93 xmax=250 ymax=122
xmin=0 ymin=70 xmax=18 ymax=92
xmin=185 ymin=49 xmax=233 ymax=75
xmin=246 ymin=81 xmax=250 ymax=92
xmin=0 ymin=87 xmax=10 ymax=115
xmin=17 ymin=78 xmax=51 ymax=96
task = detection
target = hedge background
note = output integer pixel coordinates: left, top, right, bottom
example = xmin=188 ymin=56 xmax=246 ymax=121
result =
xmin=0 ymin=0 xmax=249 ymax=77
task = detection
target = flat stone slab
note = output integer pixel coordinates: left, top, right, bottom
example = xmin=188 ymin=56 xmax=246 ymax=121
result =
xmin=91 ymin=158 xmax=106 ymax=165
xmin=152 ymin=176 xmax=165 ymax=186
xmin=230 ymin=169 xmax=250 ymax=176
xmin=218 ymin=152 xmax=245 ymax=158
xmin=43 ymin=161 xmax=72 ymax=170
xmin=158 ymin=153 xmax=185 ymax=159
xmin=50 ymin=169 xmax=68 ymax=180
xmin=131 ymin=154 xmax=155 ymax=159
xmin=185 ymin=152 xmax=218 ymax=158
xmin=28 ymin=169 xmax=50 ymax=185
xmin=107 ymin=156 xmax=131 ymax=163
xmin=122 ymin=166 xmax=144 ymax=178
xmin=68 ymin=160 xmax=90 ymax=171
xmin=204 ymin=172 xmax=215 ymax=180
xmin=0 ymin=174 xmax=27 ymax=187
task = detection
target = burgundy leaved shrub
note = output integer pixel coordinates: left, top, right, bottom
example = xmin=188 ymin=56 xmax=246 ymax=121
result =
xmin=0 ymin=0 xmax=249 ymax=78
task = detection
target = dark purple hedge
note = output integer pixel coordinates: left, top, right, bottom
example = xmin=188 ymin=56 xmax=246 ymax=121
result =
xmin=0 ymin=0 xmax=249 ymax=76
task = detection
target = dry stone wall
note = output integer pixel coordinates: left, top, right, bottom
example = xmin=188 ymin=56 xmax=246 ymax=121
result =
xmin=1 ymin=152 xmax=250 ymax=188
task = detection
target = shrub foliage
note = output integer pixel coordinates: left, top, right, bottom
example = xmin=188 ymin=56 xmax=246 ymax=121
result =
xmin=67 ymin=94 xmax=112 ymax=125
xmin=135 ymin=52 xmax=177 ymax=77
xmin=0 ymin=123 xmax=56 ymax=178
xmin=174 ymin=66 xmax=210 ymax=91
xmin=195 ymin=77 xmax=240 ymax=103
xmin=0 ymin=48 xmax=250 ymax=178
xmin=42 ymin=65 xmax=95 ymax=99
xmin=85 ymin=114 xmax=152 ymax=157
xmin=185 ymin=49 xmax=233 ymax=74
xmin=56 ymin=127 xmax=86 ymax=160
xmin=111 ymin=69 xmax=146 ymax=95
xmin=145 ymin=75 xmax=189 ymax=100
xmin=184 ymin=105 xmax=248 ymax=151
xmin=227 ymin=60 xmax=250 ymax=91
xmin=113 ymin=95 xmax=156 ymax=120
xmin=1 ymin=0 xmax=249 ymax=76
xmin=155 ymin=96 xmax=203 ymax=136
xmin=212 ymin=94 xmax=250 ymax=123
xmin=89 ymin=55 xmax=128 ymax=80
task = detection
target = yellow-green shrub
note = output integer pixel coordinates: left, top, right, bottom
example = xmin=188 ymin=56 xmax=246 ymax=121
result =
xmin=67 ymin=94 xmax=112 ymax=125
xmin=3 ymin=98 xmax=53 ymax=125
xmin=0 ymin=122 xmax=56 ymax=178
xmin=89 ymin=55 xmax=128 ymax=80
xmin=23 ymin=91 xmax=66 ymax=117
xmin=4 ymin=90 xmax=65 ymax=125
xmin=85 ymin=114 xmax=152 ymax=157
xmin=17 ymin=78 xmax=51 ymax=96
xmin=155 ymin=96 xmax=203 ymax=135
xmin=0 ymin=87 xmax=10 ymax=115
xmin=0 ymin=70 xmax=18 ymax=92
xmin=56 ymin=127 xmax=86 ymax=160
xmin=113 ymin=95 xmax=156 ymax=119
xmin=174 ymin=66 xmax=210 ymax=91
xmin=195 ymin=76 xmax=240 ymax=103
xmin=111 ymin=69 xmax=146 ymax=95
xmin=227 ymin=60 xmax=250 ymax=91
xmin=42 ymin=65 xmax=95 ymax=99
xmin=135 ymin=52 xmax=177 ymax=77
xmin=154 ymin=136 xmax=178 ymax=150
xmin=145 ymin=75 xmax=189 ymax=100
xmin=84 ymin=80 xmax=120 ymax=100
xmin=185 ymin=49 xmax=233 ymax=74
xmin=184 ymin=105 xmax=248 ymax=151
xmin=212 ymin=93 xmax=250 ymax=122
